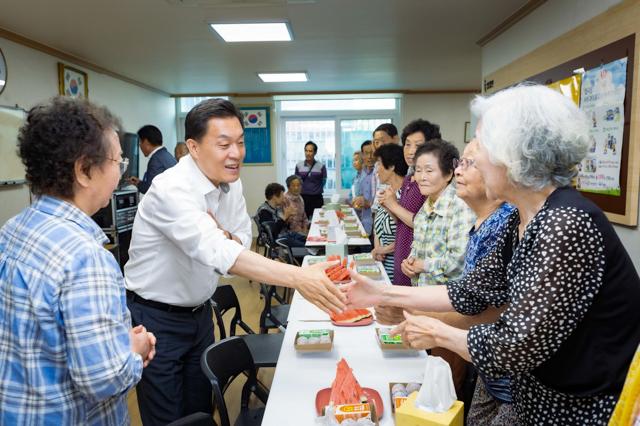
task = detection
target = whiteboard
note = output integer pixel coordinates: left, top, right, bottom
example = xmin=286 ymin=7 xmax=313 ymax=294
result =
xmin=0 ymin=106 xmax=27 ymax=183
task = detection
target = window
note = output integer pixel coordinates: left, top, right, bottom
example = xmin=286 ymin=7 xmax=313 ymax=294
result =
xmin=175 ymin=96 xmax=229 ymax=141
xmin=276 ymin=95 xmax=401 ymax=195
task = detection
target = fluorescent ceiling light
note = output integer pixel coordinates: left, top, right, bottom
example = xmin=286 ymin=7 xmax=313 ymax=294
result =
xmin=210 ymin=22 xmax=292 ymax=42
xmin=259 ymin=72 xmax=308 ymax=83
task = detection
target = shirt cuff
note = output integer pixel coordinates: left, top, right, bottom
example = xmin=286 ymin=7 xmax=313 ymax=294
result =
xmin=216 ymin=238 xmax=246 ymax=275
xmin=467 ymin=323 xmax=501 ymax=378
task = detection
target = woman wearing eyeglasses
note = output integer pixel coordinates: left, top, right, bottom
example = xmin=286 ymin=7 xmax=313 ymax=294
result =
xmin=345 ymin=85 xmax=640 ymax=425
xmin=0 ymin=97 xmax=155 ymax=424
xmin=400 ymin=139 xmax=475 ymax=287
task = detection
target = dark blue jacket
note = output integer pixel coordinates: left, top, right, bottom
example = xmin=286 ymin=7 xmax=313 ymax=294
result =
xmin=138 ymin=147 xmax=177 ymax=194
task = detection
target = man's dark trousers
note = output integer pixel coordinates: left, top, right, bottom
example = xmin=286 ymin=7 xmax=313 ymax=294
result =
xmin=127 ymin=295 xmax=215 ymax=425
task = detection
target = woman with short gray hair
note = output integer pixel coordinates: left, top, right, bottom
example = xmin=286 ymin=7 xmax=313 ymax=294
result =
xmin=344 ymin=84 xmax=640 ymax=425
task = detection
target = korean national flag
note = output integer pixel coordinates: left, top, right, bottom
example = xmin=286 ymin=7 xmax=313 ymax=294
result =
xmin=242 ymin=110 xmax=267 ymax=128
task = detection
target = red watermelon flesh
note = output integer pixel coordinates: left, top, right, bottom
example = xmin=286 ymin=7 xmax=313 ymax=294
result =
xmin=329 ymin=358 xmax=364 ymax=405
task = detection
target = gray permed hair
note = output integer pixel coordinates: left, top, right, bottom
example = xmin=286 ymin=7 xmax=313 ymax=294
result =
xmin=470 ymin=83 xmax=590 ymax=190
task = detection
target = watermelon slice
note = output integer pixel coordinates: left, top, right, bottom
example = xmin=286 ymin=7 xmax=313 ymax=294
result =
xmin=329 ymin=358 xmax=365 ymax=406
xmin=330 ymin=309 xmax=372 ymax=324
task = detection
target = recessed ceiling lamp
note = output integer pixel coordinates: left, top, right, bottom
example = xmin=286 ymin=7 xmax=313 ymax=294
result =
xmin=210 ymin=22 xmax=292 ymax=42
xmin=258 ymin=72 xmax=308 ymax=83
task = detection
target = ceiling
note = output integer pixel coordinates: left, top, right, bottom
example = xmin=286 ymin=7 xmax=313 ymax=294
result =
xmin=0 ymin=0 xmax=528 ymax=95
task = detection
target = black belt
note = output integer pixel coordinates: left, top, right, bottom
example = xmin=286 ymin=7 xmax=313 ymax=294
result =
xmin=126 ymin=290 xmax=207 ymax=313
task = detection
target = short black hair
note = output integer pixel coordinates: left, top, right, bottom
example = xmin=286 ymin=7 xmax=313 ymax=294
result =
xmin=18 ymin=96 xmax=121 ymax=198
xmin=374 ymin=144 xmax=408 ymax=177
xmin=414 ymin=139 xmax=459 ymax=180
xmin=374 ymin=123 xmax=398 ymax=138
xmin=285 ymin=175 xmax=301 ymax=189
xmin=185 ymin=98 xmax=244 ymax=142
xmin=360 ymin=140 xmax=372 ymax=152
xmin=304 ymin=141 xmax=318 ymax=154
xmin=401 ymin=119 xmax=441 ymax=146
xmin=137 ymin=125 xmax=163 ymax=146
xmin=265 ymin=182 xmax=285 ymax=200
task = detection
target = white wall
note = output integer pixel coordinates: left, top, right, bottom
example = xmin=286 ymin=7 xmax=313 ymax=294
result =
xmin=482 ymin=0 xmax=623 ymax=76
xmin=481 ymin=0 xmax=640 ymax=273
xmin=0 ymin=36 xmax=175 ymax=225
xmin=402 ymin=93 xmax=476 ymax=153
xmin=230 ymin=97 xmax=278 ymax=218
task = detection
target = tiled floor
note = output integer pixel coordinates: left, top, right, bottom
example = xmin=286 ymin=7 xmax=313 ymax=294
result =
xmin=127 ymin=275 xmax=278 ymax=425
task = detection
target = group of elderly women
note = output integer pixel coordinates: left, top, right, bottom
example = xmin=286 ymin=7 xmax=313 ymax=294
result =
xmin=353 ymin=84 xmax=640 ymax=425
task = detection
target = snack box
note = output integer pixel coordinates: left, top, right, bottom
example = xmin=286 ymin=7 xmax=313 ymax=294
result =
xmin=322 ymin=402 xmax=380 ymax=425
xmin=395 ymin=392 xmax=463 ymax=426
xmin=307 ymin=256 xmax=327 ymax=266
xmin=294 ymin=329 xmax=334 ymax=352
xmin=346 ymin=230 xmax=366 ymax=238
xmin=323 ymin=203 xmax=341 ymax=211
xmin=352 ymin=253 xmax=375 ymax=263
xmin=357 ymin=264 xmax=382 ymax=279
xmin=389 ymin=382 xmax=423 ymax=413
xmin=376 ymin=327 xmax=410 ymax=350
xmin=343 ymin=216 xmax=358 ymax=223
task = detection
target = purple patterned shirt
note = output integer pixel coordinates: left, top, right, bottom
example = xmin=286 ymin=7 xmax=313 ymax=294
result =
xmin=393 ymin=175 xmax=426 ymax=285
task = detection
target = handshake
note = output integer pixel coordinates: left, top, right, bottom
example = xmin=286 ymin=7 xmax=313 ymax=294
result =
xmin=129 ymin=325 xmax=157 ymax=367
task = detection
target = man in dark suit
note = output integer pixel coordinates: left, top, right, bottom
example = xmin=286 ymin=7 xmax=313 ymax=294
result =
xmin=128 ymin=125 xmax=177 ymax=194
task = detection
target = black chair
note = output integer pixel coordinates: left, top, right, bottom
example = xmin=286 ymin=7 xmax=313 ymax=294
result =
xmin=251 ymin=215 xmax=268 ymax=257
xmin=211 ymin=285 xmax=283 ymax=368
xmin=275 ymin=237 xmax=310 ymax=267
xmin=259 ymin=220 xmax=279 ymax=260
xmin=259 ymin=284 xmax=290 ymax=334
xmin=201 ymin=337 xmax=266 ymax=426
xmin=167 ymin=412 xmax=215 ymax=426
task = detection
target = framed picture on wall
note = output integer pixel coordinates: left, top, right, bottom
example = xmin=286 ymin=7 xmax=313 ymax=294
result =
xmin=58 ymin=63 xmax=88 ymax=99
xmin=464 ymin=121 xmax=472 ymax=143
xmin=240 ymin=106 xmax=272 ymax=165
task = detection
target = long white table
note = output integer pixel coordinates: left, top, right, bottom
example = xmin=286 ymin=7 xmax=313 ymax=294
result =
xmin=306 ymin=207 xmax=371 ymax=247
xmin=261 ymin=257 xmax=428 ymax=425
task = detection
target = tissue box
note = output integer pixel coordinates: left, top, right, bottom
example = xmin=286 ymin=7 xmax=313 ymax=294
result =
xmin=395 ymin=393 xmax=463 ymax=426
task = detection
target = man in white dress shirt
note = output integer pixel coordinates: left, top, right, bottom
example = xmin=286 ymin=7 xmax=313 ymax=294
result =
xmin=124 ymin=99 xmax=346 ymax=425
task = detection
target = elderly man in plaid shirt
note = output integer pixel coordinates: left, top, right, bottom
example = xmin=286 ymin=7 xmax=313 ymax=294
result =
xmin=0 ymin=97 xmax=155 ymax=424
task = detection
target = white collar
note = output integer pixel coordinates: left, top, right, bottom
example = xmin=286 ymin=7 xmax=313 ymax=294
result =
xmin=148 ymin=146 xmax=163 ymax=158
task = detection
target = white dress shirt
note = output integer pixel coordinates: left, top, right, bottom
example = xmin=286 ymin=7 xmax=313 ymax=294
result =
xmin=124 ymin=155 xmax=252 ymax=306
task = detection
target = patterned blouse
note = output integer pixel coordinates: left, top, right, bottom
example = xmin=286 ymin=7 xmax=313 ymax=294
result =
xmin=463 ymin=202 xmax=515 ymax=275
xmin=392 ymin=174 xmax=426 ymax=286
xmin=410 ymin=183 xmax=476 ymax=286
xmin=447 ymin=187 xmax=640 ymax=425
xmin=373 ymin=188 xmax=400 ymax=281
xmin=283 ymin=192 xmax=309 ymax=234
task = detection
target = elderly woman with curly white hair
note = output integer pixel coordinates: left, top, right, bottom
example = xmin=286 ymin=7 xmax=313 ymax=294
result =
xmin=345 ymin=84 xmax=640 ymax=425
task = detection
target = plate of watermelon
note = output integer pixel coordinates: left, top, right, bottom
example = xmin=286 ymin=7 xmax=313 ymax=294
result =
xmin=324 ymin=256 xmax=353 ymax=284
xmin=330 ymin=309 xmax=374 ymax=327
xmin=316 ymin=358 xmax=383 ymax=418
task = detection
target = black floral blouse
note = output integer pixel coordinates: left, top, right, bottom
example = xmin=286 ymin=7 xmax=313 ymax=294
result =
xmin=447 ymin=187 xmax=640 ymax=425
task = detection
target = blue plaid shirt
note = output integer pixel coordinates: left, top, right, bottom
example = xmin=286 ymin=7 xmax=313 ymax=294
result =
xmin=0 ymin=196 xmax=142 ymax=425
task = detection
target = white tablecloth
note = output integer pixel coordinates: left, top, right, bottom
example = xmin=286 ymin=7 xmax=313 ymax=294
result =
xmin=306 ymin=208 xmax=371 ymax=247
xmin=261 ymin=257 xmax=428 ymax=425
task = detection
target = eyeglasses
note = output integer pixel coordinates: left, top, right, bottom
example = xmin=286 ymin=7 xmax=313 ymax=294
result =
xmin=106 ymin=157 xmax=129 ymax=175
xmin=453 ymin=157 xmax=475 ymax=170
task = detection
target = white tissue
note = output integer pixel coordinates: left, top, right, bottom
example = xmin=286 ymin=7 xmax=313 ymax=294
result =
xmin=414 ymin=355 xmax=457 ymax=413
xmin=335 ymin=228 xmax=348 ymax=244
xmin=331 ymin=193 xmax=341 ymax=203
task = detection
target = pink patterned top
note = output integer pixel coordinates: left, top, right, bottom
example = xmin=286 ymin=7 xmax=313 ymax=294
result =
xmin=392 ymin=174 xmax=426 ymax=286
xmin=283 ymin=192 xmax=309 ymax=233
